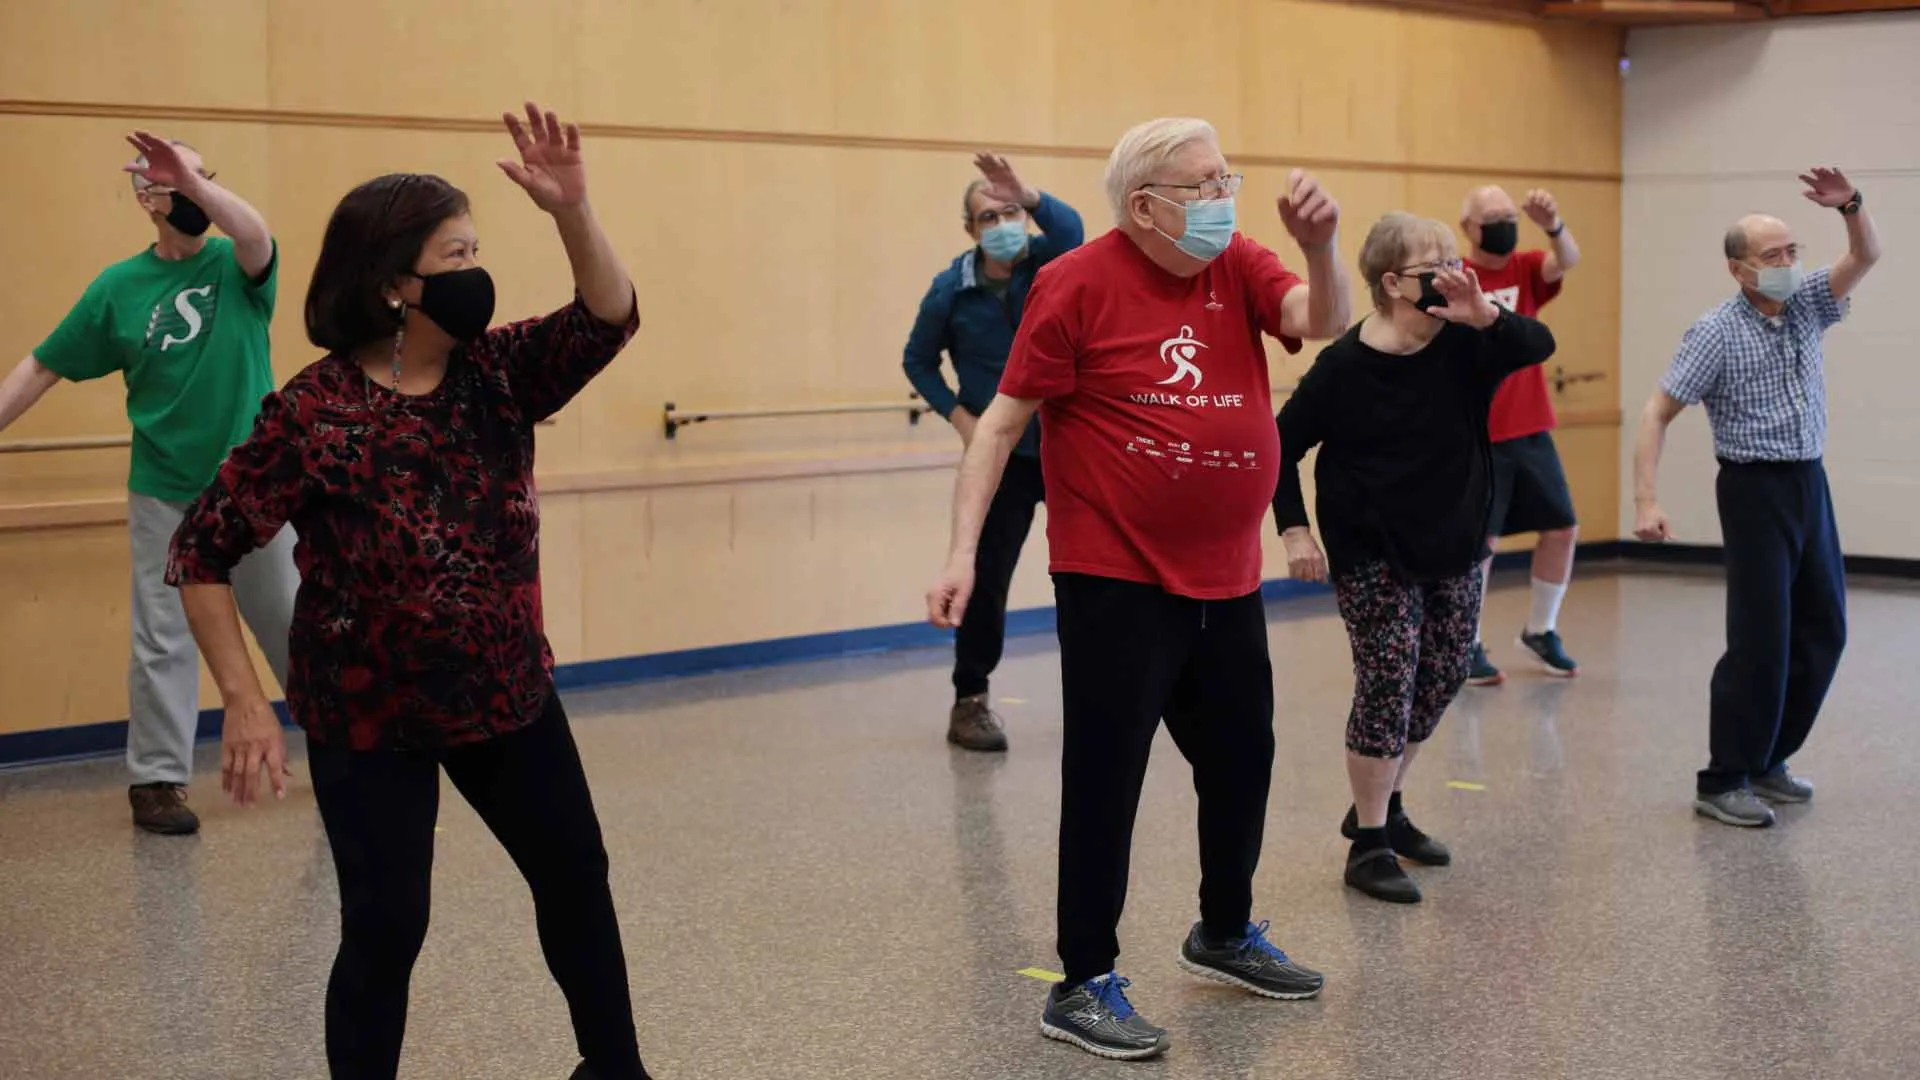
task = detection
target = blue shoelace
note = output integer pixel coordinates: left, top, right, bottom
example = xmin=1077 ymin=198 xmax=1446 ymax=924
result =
xmin=1234 ymin=920 xmax=1291 ymax=964
xmin=1089 ymin=973 xmax=1138 ymax=1020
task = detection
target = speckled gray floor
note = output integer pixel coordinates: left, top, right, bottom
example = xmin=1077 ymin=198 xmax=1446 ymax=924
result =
xmin=3 ymin=564 xmax=1918 ymax=1080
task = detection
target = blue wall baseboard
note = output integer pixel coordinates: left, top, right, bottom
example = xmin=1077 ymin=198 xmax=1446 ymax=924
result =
xmin=0 ymin=577 xmax=1333 ymax=770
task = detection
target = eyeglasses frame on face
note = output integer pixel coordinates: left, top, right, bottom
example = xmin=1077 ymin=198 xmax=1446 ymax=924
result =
xmin=1747 ymin=244 xmax=1801 ymax=268
xmin=971 ymin=204 xmax=1027 ymax=229
xmin=133 ymin=170 xmax=217 ymax=200
xmin=1138 ymin=172 xmax=1245 ymax=203
xmin=1395 ymin=256 xmax=1464 ymax=276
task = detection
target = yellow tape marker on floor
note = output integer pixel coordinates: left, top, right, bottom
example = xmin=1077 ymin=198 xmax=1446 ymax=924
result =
xmin=1446 ymin=780 xmax=1487 ymax=792
xmin=999 ymin=697 xmax=1029 ymax=705
xmin=1017 ymin=967 xmax=1065 ymax=983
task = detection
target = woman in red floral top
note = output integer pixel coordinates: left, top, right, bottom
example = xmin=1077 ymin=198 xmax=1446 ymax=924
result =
xmin=167 ymin=102 xmax=649 ymax=1080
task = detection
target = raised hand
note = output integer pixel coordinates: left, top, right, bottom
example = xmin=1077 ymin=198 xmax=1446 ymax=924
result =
xmin=1523 ymin=188 xmax=1561 ymax=231
xmin=122 ymin=131 xmax=204 ymax=192
xmin=973 ymin=153 xmax=1039 ymax=209
xmin=499 ymin=101 xmax=587 ymax=213
xmin=1424 ymin=265 xmax=1500 ymax=328
xmin=1276 ymin=169 xmax=1339 ymax=250
xmin=1798 ymin=166 xmax=1855 ymax=208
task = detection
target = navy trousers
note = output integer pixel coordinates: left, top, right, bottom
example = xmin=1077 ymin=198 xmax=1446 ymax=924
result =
xmin=1700 ymin=459 xmax=1847 ymax=796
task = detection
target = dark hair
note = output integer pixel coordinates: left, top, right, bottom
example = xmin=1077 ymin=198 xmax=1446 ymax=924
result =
xmin=304 ymin=173 xmax=470 ymax=353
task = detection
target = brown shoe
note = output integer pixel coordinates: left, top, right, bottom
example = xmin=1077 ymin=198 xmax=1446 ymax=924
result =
xmin=947 ymin=694 xmax=1008 ymax=752
xmin=130 ymin=782 xmax=200 ymax=835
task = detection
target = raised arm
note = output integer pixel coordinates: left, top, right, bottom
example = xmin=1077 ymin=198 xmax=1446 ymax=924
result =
xmin=1275 ymin=170 xmax=1353 ymax=340
xmin=1027 ymin=192 xmax=1085 ymax=257
xmin=1424 ymin=267 xmax=1556 ymax=381
xmin=1800 ymin=168 xmax=1881 ymax=302
xmin=486 ymin=102 xmax=641 ymax=421
xmin=1523 ymin=188 xmax=1581 ymax=283
xmin=125 ymin=132 xmax=275 ymax=281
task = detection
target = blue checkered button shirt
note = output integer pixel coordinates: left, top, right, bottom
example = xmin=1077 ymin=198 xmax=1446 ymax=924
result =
xmin=1660 ymin=266 xmax=1849 ymax=463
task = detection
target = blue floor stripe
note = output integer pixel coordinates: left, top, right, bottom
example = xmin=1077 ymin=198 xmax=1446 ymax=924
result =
xmin=0 ymin=579 xmax=1338 ymax=769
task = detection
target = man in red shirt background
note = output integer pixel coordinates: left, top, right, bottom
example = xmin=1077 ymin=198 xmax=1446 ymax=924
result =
xmin=926 ymin=117 xmax=1351 ymax=1061
xmin=1459 ymin=185 xmax=1584 ymax=684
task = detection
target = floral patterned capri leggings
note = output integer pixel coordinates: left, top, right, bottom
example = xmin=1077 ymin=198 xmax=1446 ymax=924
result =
xmin=1333 ymin=560 xmax=1485 ymax=759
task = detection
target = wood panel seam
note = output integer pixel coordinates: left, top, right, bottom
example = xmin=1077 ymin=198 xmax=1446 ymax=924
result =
xmin=0 ymin=100 xmax=1624 ymax=184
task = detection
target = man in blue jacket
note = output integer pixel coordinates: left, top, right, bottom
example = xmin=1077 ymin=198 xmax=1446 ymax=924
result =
xmin=904 ymin=153 xmax=1083 ymax=752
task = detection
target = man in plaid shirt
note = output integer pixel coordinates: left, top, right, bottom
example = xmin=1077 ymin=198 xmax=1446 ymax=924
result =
xmin=1632 ymin=166 xmax=1882 ymax=829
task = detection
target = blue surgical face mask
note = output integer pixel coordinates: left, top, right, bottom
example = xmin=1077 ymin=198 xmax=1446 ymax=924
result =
xmin=1751 ymin=260 xmax=1804 ymax=302
xmin=979 ymin=220 xmax=1029 ymax=263
xmin=1147 ymin=192 xmax=1235 ymax=263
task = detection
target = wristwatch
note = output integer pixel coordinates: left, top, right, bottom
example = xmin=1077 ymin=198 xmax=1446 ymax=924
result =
xmin=1546 ymin=219 xmax=1566 ymax=237
xmin=1840 ymin=189 xmax=1863 ymax=216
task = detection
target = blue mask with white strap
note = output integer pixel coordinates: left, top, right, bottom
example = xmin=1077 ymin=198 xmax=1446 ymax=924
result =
xmin=1147 ymin=191 xmax=1235 ymax=263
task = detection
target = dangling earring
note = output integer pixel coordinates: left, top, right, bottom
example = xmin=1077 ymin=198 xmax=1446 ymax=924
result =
xmin=389 ymin=298 xmax=405 ymax=390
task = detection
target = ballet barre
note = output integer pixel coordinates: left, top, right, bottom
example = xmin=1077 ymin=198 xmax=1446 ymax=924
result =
xmin=0 ymin=434 xmax=131 ymax=454
xmin=664 ymin=397 xmax=932 ymax=439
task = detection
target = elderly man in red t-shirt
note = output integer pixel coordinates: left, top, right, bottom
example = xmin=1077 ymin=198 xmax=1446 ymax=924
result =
xmin=926 ymin=117 xmax=1352 ymax=1061
xmin=1458 ymin=184 xmax=1584 ymax=685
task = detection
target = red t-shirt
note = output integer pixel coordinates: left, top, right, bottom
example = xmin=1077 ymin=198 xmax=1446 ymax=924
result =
xmin=999 ymin=230 xmax=1303 ymax=599
xmin=1470 ymin=248 xmax=1563 ymax=442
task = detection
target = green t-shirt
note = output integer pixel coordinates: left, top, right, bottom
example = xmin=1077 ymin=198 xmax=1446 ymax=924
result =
xmin=35 ymin=236 xmax=278 ymax=502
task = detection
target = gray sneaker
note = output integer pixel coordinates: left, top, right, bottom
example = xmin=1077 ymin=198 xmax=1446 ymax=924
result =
xmin=1040 ymin=973 xmax=1168 ymax=1061
xmin=1176 ymin=920 xmax=1325 ymax=1000
xmin=1694 ymin=788 xmax=1777 ymax=828
xmin=1752 ymin=767 xmax=1814 ymax=804
xmin=946 ymin=694 xmax=1008 ymax=752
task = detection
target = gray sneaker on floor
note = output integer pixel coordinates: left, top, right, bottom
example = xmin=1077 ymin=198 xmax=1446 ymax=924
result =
xmin=1176 ymin=920 xmax=1326 ymax=1000
xmin=1752 ymin=767 xmax=1814 ymax=804
xmin=946 ymin=694 xmax=1008 ymax=752
xmin=1040 ymin=973 xmax=1168 ymax=1061
xmin=1695 ymin=788 xmax=1777 ymax=828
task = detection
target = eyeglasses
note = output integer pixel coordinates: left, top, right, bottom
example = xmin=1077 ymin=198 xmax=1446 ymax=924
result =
xmin=1141 ymin=173 xmax=1244 ymax=202
xmin=1396 ymin=257 xmax=1464 ymax=275
xmin=133 ymin=170 xmax=216 ymax=197
xmin=1749 ymin=244 xmax=1801 ymax=268
xmin=972 ymin=205 xmax=1027 ymax=228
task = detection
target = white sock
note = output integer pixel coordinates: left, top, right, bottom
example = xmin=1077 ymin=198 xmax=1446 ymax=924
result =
xmin=1476 ymin=561 xmax=1492 ymax=643
xmin=1528 ymin=578 xmax=1567 ymax=635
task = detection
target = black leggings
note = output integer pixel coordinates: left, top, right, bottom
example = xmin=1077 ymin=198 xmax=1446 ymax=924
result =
xmin=308 ymin=694 xmax=647 ymax=1080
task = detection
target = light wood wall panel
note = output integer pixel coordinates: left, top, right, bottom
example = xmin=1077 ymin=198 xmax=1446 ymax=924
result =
xmin=0 ymin=0 xmax=1622 ymax=737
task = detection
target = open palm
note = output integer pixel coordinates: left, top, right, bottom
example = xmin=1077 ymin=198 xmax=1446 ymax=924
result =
xmin=122 ymin=130 xmax=199 ymax=190
xmin=499 ymin=101 xmax=587 ymax=212
xmin=1798 ymin=166 xmax=1854 ymax=209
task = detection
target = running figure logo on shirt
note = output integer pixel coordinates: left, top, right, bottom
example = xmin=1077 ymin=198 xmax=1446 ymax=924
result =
xmin=1157 ymin=325 xmax=1207 ymax=391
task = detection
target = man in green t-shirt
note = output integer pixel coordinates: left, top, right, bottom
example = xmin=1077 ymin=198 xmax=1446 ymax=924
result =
xmin=0 ymin=133 xmax=297 ymax=835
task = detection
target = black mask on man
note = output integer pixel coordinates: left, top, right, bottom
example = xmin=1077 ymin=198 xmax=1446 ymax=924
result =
xmin=1478 ymin=220 xmax=1518 ymax=257
xmin=411 ymin=266 xmax=496 ymax=341
xmin=163 ymin=192 xmax=212 ymax=237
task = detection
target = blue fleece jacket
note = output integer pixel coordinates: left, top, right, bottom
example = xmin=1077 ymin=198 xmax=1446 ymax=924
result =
xmin=901 ymin=192 xmax=1084 ymax=458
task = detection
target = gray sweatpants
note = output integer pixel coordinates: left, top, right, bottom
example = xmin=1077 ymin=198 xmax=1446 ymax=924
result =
xmin=126 ymin=491 xmax=299 ymax=786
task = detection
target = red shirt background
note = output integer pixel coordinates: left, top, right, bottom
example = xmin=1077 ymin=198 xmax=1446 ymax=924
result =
xmin=1469 ymin=248 xmax=1563 ymax=442
xmin=999 ymin=230 xmax=1302 ymax=599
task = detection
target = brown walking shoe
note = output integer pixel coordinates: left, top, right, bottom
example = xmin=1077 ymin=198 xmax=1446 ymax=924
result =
xmin=130 ymin=782 xmax=200 ymax=835
xmin=946 ymin=694 xmax=1008 ymax=752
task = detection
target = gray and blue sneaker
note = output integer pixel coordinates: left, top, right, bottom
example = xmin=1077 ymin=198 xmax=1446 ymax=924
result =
xmin=1518 ymin=629 xmax=1578 ymax=677
xmin=1176 ymin=920 xmax=1326 ymax=1000
xmin=1466 ymin=642 xmax=1504 ymax=686
xmin=1040 ymin=973 xmax=1168 ymax=1060
xmin=1694 ymin=787 xmax=1777 ymax=828
xmin=1752 ymin=766 xmax=1814 ymax=804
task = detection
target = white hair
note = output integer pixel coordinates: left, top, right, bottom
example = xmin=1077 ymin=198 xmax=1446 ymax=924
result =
xmin=1102 ymin=117 xmax=1219 ymax=226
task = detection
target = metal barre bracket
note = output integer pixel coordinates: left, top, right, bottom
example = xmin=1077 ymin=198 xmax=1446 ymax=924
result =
xmin=1550 ymin=367 xmax=1608 ymax=395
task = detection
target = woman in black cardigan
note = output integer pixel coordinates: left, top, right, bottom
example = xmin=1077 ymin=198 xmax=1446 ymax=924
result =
xmin=1273 ymin=211 xmax=1556 ymax=904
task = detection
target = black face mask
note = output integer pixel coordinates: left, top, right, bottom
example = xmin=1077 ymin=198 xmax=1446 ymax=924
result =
xmin=1407 ymin=272 xmax=1447 ymax=316
xmin=1478 ymin=220 xmax=1518 ymax=257
xmin=409 ymin=266 xmax=495 ymax=341
xmin=163 ymin=191 xmax=212 ymax=237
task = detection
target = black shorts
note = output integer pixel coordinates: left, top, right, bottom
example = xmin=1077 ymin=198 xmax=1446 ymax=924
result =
xmin=1487 ymin=431 xmax=1577 ymax=537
